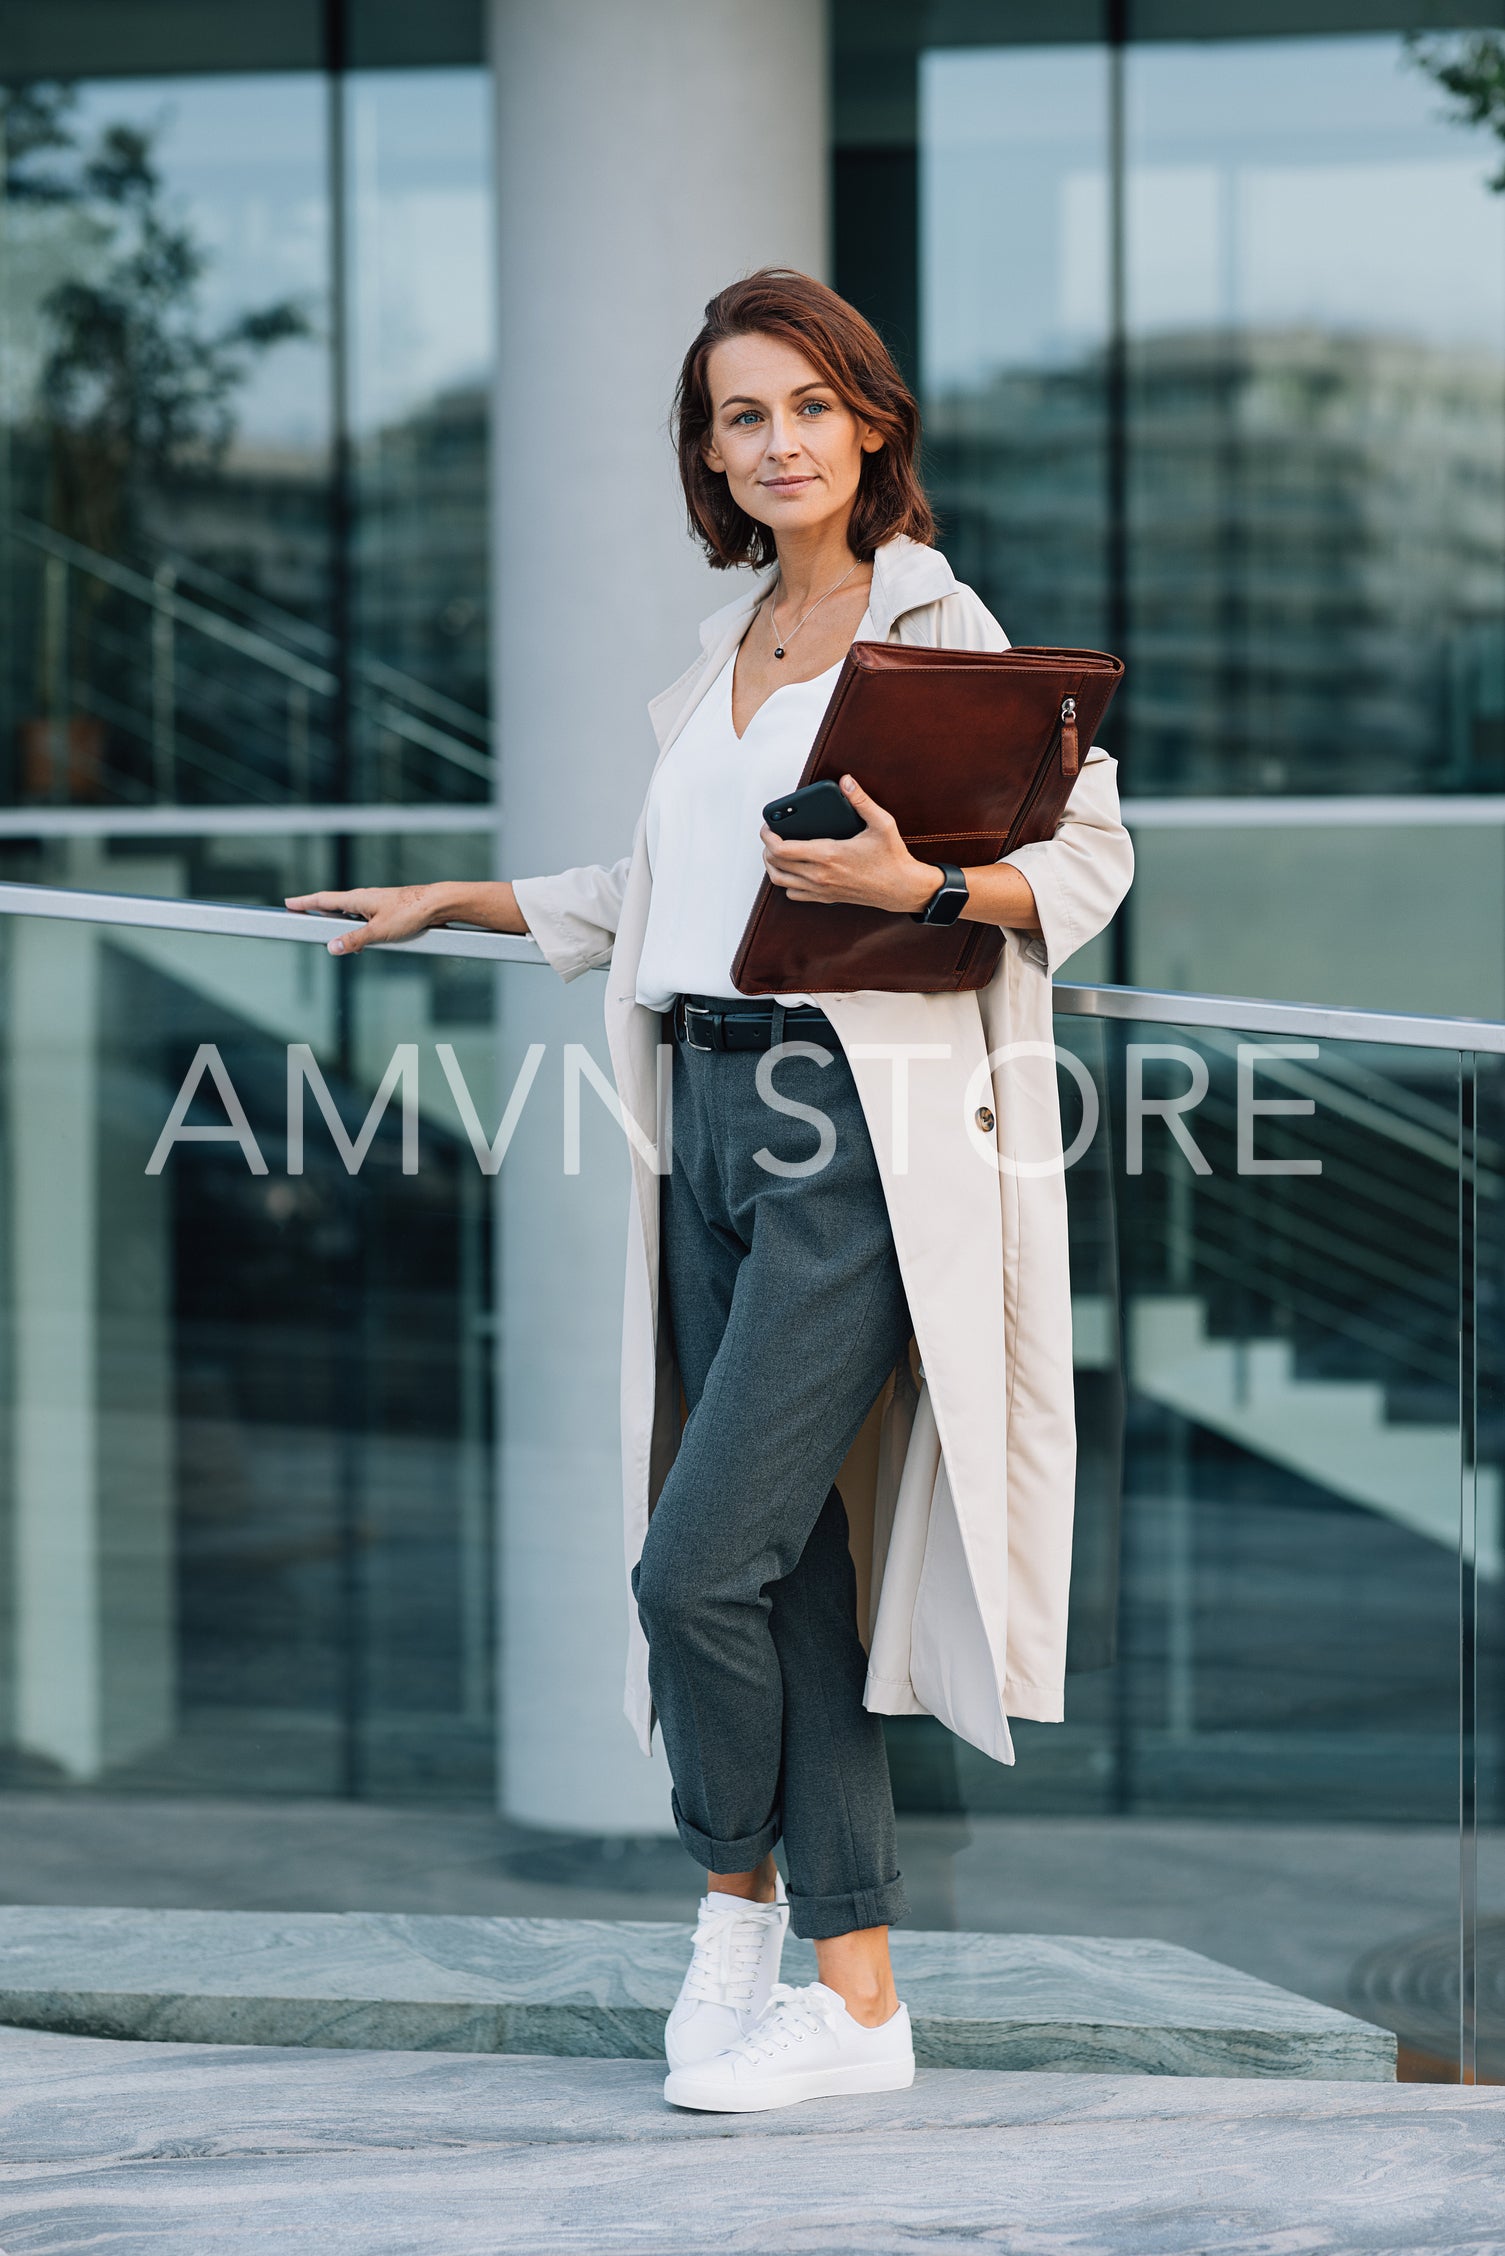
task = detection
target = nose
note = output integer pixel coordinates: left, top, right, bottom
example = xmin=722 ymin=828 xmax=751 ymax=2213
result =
xmin=764 ymin=411 xmax=802 ymax=460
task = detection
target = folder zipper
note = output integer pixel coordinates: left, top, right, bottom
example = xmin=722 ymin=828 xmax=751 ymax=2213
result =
xmin=1002 ymin=694 xmax=1078 ymax=859
xmin=1059 ymin=696 xmax=1079 ymax=777
xmin=952 ymin=697 xmax=1078 ymax=986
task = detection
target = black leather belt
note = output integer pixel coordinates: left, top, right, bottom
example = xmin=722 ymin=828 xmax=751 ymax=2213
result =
xmin=672 ymin=993 xmax=833 ymax=1053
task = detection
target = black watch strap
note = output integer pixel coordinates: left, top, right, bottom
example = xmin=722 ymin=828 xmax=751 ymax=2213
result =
xmin=911 ymin=861 xmax=969 ymax=927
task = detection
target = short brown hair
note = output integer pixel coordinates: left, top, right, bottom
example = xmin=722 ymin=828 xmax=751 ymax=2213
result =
xmin=673 ymin=269 xmax=935 ymax=570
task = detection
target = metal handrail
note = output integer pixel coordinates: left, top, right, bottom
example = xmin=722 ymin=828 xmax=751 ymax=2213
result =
xmin=0 ymin=881 xmax=541 ymax=963
xmin=1051 ymin=980 xmax=1505 ymax=1056
xmin=0 ymin=804 xmax=497 ymax=838
xmin=0 ymin=878 xmax=1500 ymax=1052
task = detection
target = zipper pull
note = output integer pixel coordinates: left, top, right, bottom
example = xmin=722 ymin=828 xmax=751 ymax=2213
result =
xmin=1060 ymin=695 xmax=1079 ymax=778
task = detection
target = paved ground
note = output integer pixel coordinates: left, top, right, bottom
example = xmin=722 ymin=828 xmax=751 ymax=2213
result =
xmin=0 ymin=2025 xmax=1501 ymax=2255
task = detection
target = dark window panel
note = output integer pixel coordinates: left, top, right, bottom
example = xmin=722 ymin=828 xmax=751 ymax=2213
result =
xmin=0 ymin=0 xmax=484 ymax=81
xmin=833 ymin=148 xmax=920 ymax=389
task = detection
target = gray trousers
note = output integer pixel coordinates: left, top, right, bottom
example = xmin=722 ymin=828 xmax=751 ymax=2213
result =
xmin=633 ymin=1025 xmax=913 ymax=1942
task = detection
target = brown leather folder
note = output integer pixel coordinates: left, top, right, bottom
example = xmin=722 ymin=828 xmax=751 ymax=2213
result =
xmin=731 ymin=642 xmax=1124 ymax=995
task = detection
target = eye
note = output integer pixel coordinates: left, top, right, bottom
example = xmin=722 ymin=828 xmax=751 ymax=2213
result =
xmin=798 ymin=399 xmax=833 ymax=416
xmin=730 ymin=409 xmax=762 ymax=427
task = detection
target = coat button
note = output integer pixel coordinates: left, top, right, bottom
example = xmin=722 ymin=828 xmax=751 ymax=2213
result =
xmin=975 ymin=1105 xmax=995 ymax=1133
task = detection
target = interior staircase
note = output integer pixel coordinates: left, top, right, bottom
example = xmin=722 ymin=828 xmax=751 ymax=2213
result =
xmin=1071 ymin=1023 xmax=1499 ymax=1577
xmin=1125 ymin=1292 xmax=1499 ymax=1575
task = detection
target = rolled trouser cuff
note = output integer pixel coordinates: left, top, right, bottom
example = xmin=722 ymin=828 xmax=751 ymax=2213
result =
xmin=671 ymin=1791 xmax=781 ymax=1874
xmin=787 ymin=1874 xmax=909 ymax=1941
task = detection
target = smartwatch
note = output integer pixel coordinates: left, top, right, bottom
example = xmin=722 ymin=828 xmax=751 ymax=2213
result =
xmin=912 ymin=862 xmax=969 ymax=927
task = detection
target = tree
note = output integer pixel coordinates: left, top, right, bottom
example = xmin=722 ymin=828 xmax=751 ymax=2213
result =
xmin=1406 ymin=32 xmax=1505 ymax=193
xmin=0 ymin=84 xmax=310 ymax=558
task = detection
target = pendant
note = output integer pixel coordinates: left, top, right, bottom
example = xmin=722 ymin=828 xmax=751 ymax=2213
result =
xmin=773 ymin=646 xmax=785 ymax=660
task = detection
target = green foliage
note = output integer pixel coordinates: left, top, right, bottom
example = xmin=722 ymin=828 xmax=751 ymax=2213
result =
xmin=1406 ymin=31 xmax=1505 ymax=192
xmin=1 ymin=79 xmax=310 ymax=540
xmin=37 ymin=119 xmax=307 ymax=481
xmin=0 ymin=80 xmax=80 ymax=205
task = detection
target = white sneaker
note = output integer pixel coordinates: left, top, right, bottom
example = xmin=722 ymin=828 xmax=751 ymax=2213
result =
xmin=663 ymin=1980 xmax=915 ymax=2113
xmin=663 ymin=1876 xmax=789 ymax=2071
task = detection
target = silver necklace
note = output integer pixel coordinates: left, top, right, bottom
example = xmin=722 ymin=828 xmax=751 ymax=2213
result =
xmin=769 ymin=561 xmax=862 ymax=660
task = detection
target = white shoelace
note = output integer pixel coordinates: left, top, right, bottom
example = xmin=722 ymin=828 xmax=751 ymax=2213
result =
xmin=727 ymin=1982 xmax=844 ymax=2063
xmin=680 ymin=1896 xmax=779 ymax=2009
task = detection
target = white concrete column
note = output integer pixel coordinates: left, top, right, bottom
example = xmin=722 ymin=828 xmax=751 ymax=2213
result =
xmin=94 ymin=946 xmax=175 ymax=1776
xmin=11 ymin=919 xmax=101 ymax=1776
xmin=8 ymin=920 xmax=175 ymax=1781
xmin=490 ymin=0 xmax=829 ymax=1830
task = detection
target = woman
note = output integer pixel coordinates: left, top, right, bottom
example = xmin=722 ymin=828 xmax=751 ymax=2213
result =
xmin=289 ymin=270 xmax=1133 ymax=2114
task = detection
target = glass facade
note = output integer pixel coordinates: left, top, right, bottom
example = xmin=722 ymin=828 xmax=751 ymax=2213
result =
xmin=838 ymin=6 xmax=1505 ymax=1024
xmin=841 ymin=9 xmax=1505 ymax=802
xmin=0 ymin=0 xmax=1500 ymax=2096
xmin=1119 ymin=34 xmax=1504 ymax=799
xmin=0 ymin=8 xmax=491 ymax=810
xmin=832 ymin=1 xmax=1505 ymax=2082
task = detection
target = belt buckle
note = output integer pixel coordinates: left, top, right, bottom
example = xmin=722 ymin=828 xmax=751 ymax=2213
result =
xmin=681 ymin=1001 xmax=718 ymax=1053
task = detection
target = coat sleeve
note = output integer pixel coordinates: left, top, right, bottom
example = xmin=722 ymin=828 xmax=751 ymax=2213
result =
xmin=898 ymin=580 xmax=1133 ymax=973
xmin=511 ymin=857 xmax=632 ymax=982
xmin=1003 ymin=750 xmax=1133 ymax=975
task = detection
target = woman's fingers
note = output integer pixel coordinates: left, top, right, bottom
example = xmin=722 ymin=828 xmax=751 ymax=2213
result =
xmin=839 ymin=774 xmax=899 ymax=837
xmin=285 ymin=884 xmax=432 ymax=955
xmin=760 ymin=828 xmax=835 ymax=875
xmin=285 ymin=889 xmax=376 ymax=955
xmin=763 ymin=847 xmax=828 ymax=890
xmin=761 ymin=784 xmax=926 ymax=913
xmin=285 ymin=891 xmax=358 ymax=913
xmin=326 ymin=921 xmax=376 ymax=955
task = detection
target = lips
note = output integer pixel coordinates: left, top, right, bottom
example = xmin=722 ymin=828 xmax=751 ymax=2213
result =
xmin=762 ymin=476 xmax=816 ymax=493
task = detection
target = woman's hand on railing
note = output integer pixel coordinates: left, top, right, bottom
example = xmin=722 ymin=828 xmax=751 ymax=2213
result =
xmin=284 ymin=885 xmax=439 ymax=953
xmin=285 ymin=880 xmax=531 ymax=954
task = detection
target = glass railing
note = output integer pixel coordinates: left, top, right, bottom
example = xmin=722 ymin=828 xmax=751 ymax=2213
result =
xmin=0 ymin=878 xmax=1495 ymax=2080
xmin=1049 ymin=988 xmax=1498 ymax=2085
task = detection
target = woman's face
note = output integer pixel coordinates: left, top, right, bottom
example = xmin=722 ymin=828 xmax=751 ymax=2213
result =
xmin=702 ymin=331 xmax=883 ymax=549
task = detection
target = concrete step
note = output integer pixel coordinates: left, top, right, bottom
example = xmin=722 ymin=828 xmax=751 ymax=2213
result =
xmin=0 ymin=1906 xmax=1394 ymax=2079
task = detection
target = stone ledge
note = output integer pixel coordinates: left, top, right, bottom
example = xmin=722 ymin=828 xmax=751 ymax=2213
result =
xmin=0 ymin=1907 xmax=1395 ymax=2080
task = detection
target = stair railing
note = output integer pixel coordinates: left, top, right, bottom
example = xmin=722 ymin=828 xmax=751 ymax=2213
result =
xmin=4 ymin=517 xmax=492 ymax=804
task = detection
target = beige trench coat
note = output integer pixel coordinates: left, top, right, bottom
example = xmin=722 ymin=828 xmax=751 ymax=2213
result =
xmin=514 ymin=536 xmax=1134 ymax=1766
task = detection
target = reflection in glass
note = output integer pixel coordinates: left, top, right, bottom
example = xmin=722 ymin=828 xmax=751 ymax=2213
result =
xmin=884 ymin=1018 xmax=1472 ymax=2075
xmin=0 ymin=74 xmax=331 ymax=806
xmin=918 ymin=31 xmax=1505 ymax=797
xmin=1126 ymin=36 xmax=1505 ymax=796
xmin=0 ymin=64 xmax=492 ymax=810
xmin=0 ymin=901 xmax=1491 ymax=2070
xmin=920 ymin=45 xmax=1112 ymax=659
xmin=346 ymin=70 xmax=492 ymax=805
xmin=0 ymin=917 xmax=497 ymax=1799
xmin=1474 ymin=1049 xmax=1504 ymax=2083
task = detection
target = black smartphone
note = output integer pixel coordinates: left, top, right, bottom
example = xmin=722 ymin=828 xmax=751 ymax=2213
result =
xmin=762 ymin=778 xmax=864 ymax=841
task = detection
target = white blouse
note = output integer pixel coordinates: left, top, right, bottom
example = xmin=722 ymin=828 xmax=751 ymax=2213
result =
xmin=634 ymin=647 xmax=843 ymax=1012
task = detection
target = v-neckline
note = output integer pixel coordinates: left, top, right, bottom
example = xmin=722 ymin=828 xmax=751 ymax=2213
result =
xmin=728 ymin=648 xmax=845 ymax=745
